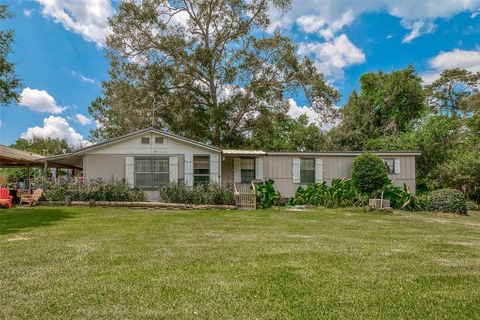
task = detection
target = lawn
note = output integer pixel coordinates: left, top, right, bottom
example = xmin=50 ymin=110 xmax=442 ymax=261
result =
xmin=1 ymin=207 xmax=480 ymax=319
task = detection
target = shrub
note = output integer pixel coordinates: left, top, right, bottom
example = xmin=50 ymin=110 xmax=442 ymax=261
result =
xmin=159 ymin=182 xmax=235 ymax=205
xmin=255 ymin=179 xmax=281 ymax=209
xmin=352 ymin=153 xmax=389 ymax=195
xmin=35 ymin=177 xmax=145 ymax=202
xmin=291 ymin=179 xmax=368 ymax=208
xmin=426 ymin=188 xmax=468 ymax=215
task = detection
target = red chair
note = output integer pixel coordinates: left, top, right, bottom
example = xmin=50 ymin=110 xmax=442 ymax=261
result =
xmin=0 ymin=188 xmax=13 ymax=208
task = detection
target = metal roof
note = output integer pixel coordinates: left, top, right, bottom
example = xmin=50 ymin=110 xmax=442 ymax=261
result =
xmin=222 ymin=149 xmax=267 ymax=155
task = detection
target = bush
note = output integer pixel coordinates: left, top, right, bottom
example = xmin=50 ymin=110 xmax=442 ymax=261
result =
xmin=426 ymin=188 xmax=468 ymax=214
xmin=255 ymin=179 xmax=281 ymax=209
xmin=159 ymin=182 xmax=235 ymax=205
xmin=291 ymin=179 xmax=368 ymax=208
xmin=383 ymin=181 xmax=424 ymax=211
xmin=352 ymin=153 xmax=389 ymax=195
xmin=36 ymin=177 xmax=146 ymax=202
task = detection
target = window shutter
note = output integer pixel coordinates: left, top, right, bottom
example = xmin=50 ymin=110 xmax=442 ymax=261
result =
xmin=255 ymin=157 xmax=263 ymax=180
xmin=210 ymin=154 xmax=220 ymax=184
xmin=185 ymin=154 xmax=193 ymax=187
xmin=125 ymin=157 xmax=134 ymax=188
xmin=233 ymin=158 xmax=241 ymax=183
xmin=315 ymin=158 xmax=323 ymax=183
xmin=169 ymin=156 xmax=178 ymax=183
xmin=292 ymin=158 xmax=300 ymax=183
xmin=395 ymin=158 xmax=401 ymax=174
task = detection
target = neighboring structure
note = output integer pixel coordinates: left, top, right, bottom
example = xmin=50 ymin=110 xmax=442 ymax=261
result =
xmin=43 ymin=128 xmax=420 ymax=199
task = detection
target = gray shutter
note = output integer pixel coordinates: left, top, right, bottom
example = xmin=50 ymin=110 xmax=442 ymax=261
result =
xmin=210 ymin=154 xmax=220 ymax=184
xmin=125 ymin=156 xmax=134 ymax=188
xmin=292 ymin=158 xmax=300 ymax=183
xmin=169 ymin=156 xmax=178 ymax=183
xmin=315 ymin=158 xmax=323 ymax=183
xmin=255 ymin=157 xmax=263 ymax=180
xmin=395 ymin=158 xmax=401 ymax=174
xmin=233 ymin=158 xmax=241 ymax=183
xmin=185 ymin=154 xmax=193 ymax=187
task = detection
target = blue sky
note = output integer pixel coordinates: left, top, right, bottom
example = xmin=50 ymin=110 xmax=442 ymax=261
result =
xmin=1 ymin=0 xmax=480 ymax=146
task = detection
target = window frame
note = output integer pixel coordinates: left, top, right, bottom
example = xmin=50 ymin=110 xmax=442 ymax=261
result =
xmin=193 ymin=155 xmax=210 ymax=186
xmin=300 ymin=158 xmax=315 ymax=184
xmin=141 ymin=137 xmax=150 ymax=144
xmin=383 ymin=158 xmax=396 ymax=175
xmin=240 ymin=158 xmax=256 ymax=183
xmin=155 ymin=137 xmax=164 ymax=144
xmin=134 ymin=156 xmax=169 ymax=190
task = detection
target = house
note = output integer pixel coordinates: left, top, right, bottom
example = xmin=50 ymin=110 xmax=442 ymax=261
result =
xmin=43 ymin=128 xmax=420 ymax=200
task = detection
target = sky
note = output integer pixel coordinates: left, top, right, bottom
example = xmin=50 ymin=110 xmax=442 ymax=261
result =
xmin=1 ymin=0 xmax=480 ymax=147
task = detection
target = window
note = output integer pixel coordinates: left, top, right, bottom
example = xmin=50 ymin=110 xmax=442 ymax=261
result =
xmin=193 ymin=156 xmax=210 ymax=185
xmin=134 ymin=157 xmax=169 ymax=189
xmin=383 ymin=158 xmax=395 ymax=174
xmin=155 ymin=137 xmax=164 ymax=144
xmin=300 ymin=158 xmax=315 ymax=184
xmin=241 ymin=158 xmax=255 ymax=183
xmin=141 ymin=137 xmax=150 ymax=144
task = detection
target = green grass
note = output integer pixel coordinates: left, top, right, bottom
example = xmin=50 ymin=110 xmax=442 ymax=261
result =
xmin=1 ymin=206 xmax=480 ymax=319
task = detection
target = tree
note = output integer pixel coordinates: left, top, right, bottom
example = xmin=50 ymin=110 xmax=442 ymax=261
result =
xmin=90 ymin=0 xmax=339 ymax=147
xmin=351 ymin=153 xmax=388 ymax=195
xmin=12 ymin=137 xmax=73 ymax=156
xmin=330 ymin=66 xmax=426 ymax=150
xmin=426 ymin=68 xmax=480 ymax=117
xmin=0 ymin=5 xmax=21 ymax=105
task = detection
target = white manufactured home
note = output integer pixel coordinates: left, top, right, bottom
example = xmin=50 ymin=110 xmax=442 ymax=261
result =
xmin=44 ymin=128 xmax=420 ymax=200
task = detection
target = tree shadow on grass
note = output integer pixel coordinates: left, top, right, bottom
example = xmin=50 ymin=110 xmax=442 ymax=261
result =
xmin=0 ymin=208 xmax=75 ymax=236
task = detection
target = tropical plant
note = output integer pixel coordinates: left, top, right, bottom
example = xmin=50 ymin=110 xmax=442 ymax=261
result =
xmin=255 ymin=179 xmax=281 ymax=209
xmin=382 ymin=181 xmax=424 ymax=211
xmin=291 ymin=179 xmax=367 ymax=208
xmin=352 ymin=153 xmax=389 ymax=195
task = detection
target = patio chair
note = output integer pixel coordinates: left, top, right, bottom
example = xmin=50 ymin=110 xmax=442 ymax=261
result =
xmin=20 ymin=188 xmax=43 ymax=206
xmin=0 ymin=188 xmax=13 ymax=208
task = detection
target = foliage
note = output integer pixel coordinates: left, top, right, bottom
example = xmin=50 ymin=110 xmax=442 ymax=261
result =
xmin=352 ymin=153 xmax=388 ymax=195
xmin=291 ymin=179 xmax=367 ymax=208
xmin=439 ymin=150 xmax=480 ymax=206
xmin=425 ymin=188 xmax=467 ymax=215
xmin=11 ymin=137 xmax=73 ymax=156
xmin=2 ymin=168 xmax=42 ymax=183
xmin=159 ymin=182 xmax=235 ymax=205
xmin=90 ymin=0 xmax=339 ymax=148
xmin=0 ymin=5 xmax=21 ymax=106
xmin=426 ymin=68 xmax=480 ymax=117
xmin=382 ymin=182 xmax=425 ymax=211
xmin=36 ymin=177 xmax=146 ymax=202
xmin=255 ymin=179 xmax=281 ymax=209
xmin=329 ymin=66 xmax=426 ymax=150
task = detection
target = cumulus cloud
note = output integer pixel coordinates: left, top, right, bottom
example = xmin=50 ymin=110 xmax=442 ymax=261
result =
xmin=287 ymin=99 xmax=338 ymax=131
xmin=269 ymin=0 xmax=480 ymax=41
xmin=298 ymin=34 xmax=365 ymax=79
xmin=19 ymin=87 xmax=65 ymax=114
xmin=21 ymin=116 xmax=90 ymax=147
xmin=75 ymin=114 xmax=92 ymax=125
xmin=35 ymin=0 xmax=113 ymax=46
xmin=421 ymin=49 xmax=480 ymax=84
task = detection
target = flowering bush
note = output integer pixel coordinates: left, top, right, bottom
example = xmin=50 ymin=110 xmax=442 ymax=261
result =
xmin=35 ymin=177 xmax=145 ymax=202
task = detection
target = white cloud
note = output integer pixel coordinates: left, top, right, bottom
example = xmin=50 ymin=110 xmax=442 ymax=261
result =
xmin=35 ymin=0 xmax=113 ymax=46
xmin=71 ymin=71 xmax=96 ymax=84
xmin=23 ymin=9 xmax=34 ymax=17
xmin=402 ymin=20 xmax=436 ymax=43
xmin=269 ymin=0 xmax=480 ymax=41
xmin=75 ymin=114 xmax=92 ymax=125
xmin=21 ymin=116 xmax=89 ymax=147
xmin=287 ymin=99 xmax=337 ymax=131
xmin=19 ymin=87 xmax=65 ymax=114
xmin=296 ymin=15 xmax=326 ymax=33
xmin=421 ymin=49 xmax=480 ymax=83
xmin=298 ymin=34 xmax=365 ymax=79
